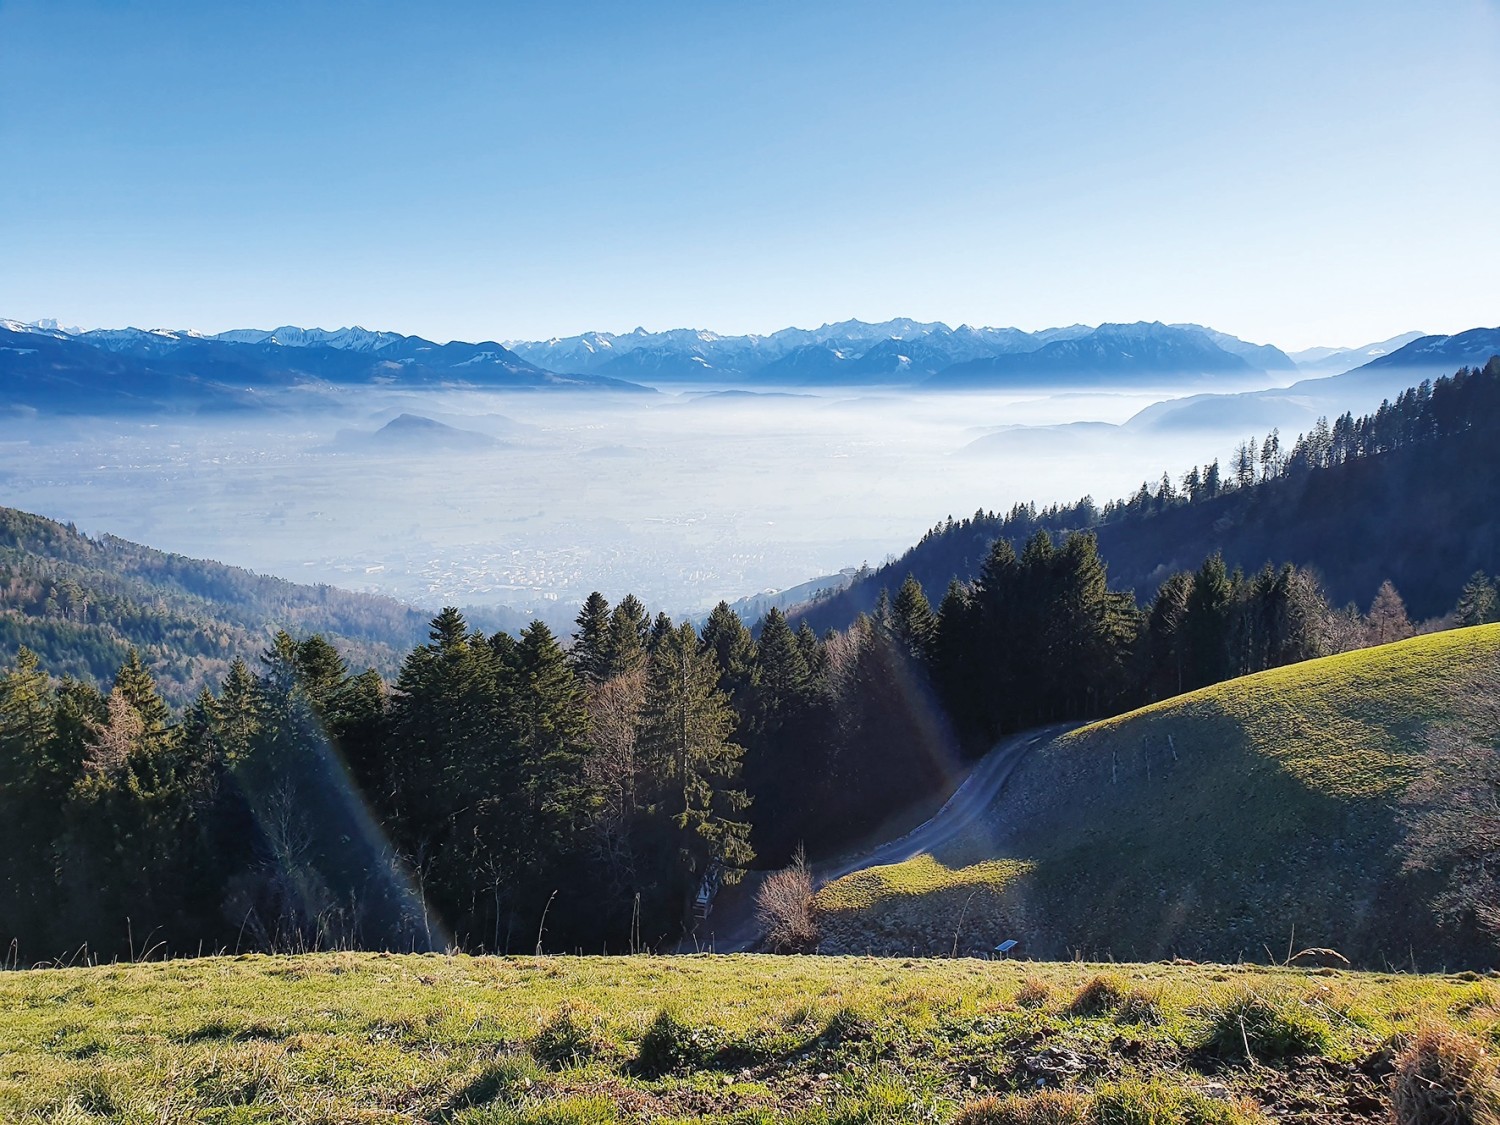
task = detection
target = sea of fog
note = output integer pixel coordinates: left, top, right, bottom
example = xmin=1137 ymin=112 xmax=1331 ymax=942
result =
xmin=0 ymin=375 xmax=1350 ymax=627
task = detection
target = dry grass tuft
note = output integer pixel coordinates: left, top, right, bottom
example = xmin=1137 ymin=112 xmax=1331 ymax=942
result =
xmin=1067 ymin=973 xmax=1128 ymax=1016
xmin=1392 ymin=1024 xmax=1500 ymax=1125
xmin=952 ymin=1090 xmax=1089 ymax=1125
xmin=1015 ymin=976 xmax=1053 ymax=1008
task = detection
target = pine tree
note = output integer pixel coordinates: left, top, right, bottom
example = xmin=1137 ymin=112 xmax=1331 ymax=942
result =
xmin=1184 ymin=555 xmax=1234 ymax=689
xmin=639 ymin=622 xmax=752 ymax=919
xmin=1456 ymin=572 xmax=1499 ymax=627
xmin=699 ymin=601 xmax=755 ymax=698
xmin=571 ymin=592 xmax=613 ymax=683
xmin=647 ymin=611 xmax=676 ymax=654
xmin=604 ymin=594 xmax=649 ymax=679
xmin=890 ymin=574 xmax=937 ymax=664
xmin=1146 ymin=570 xmax=1193 ymax=698
xmin=113 ymin=649 xmax=170 ymax=738
xmin=293 ymin=635 xmax=349 ymax=714
xmin=0 ymin=649 xmax=63 ymax=953
xmin=512 ymin=621 xmax=593 ymax=872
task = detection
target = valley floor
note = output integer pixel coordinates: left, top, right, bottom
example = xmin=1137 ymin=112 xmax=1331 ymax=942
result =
xmin=3 ymin=952 xmax=1496 ymax=1123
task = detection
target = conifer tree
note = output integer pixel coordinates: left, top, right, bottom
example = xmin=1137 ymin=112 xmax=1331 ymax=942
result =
xmin=604 ymin=594 xmax=649 ymax=678
xmin=1184 ymin=555 xmax=1234 ymax=689
xmin=890 ymin=573 xmax=937 ymax=664
xmin=639 ymin=621 xmax=752 ymax=919
xmin=512 ymin=621 xmax=593 ymax=871
xmin=0 ymin=649 xmax=63 ymax=953
xmin=700 ymin=601 xmax=755 ymax=699
xmin=571 ymin=592 xmax=613 ymax=683
xmin=1456 ymin=572 xmax=1499 ymax=627
xmin=648 ymin=611 xmax=676 ymax=654
xmin=113 ymin=649 xmax=170 ymax=738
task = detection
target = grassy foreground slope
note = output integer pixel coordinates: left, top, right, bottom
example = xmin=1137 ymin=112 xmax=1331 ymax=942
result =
xmin=4 ymin=952 xmax=1500 ymax=1123
xmin=817 ymin=625 xmax=1500 ymax=967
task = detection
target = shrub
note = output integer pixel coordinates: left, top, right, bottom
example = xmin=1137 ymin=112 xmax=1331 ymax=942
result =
xmin=1200 ymin=990 xmax=1331 ymax=1063
xmin=756 ymin=846 xmax=819 ymax=953
xmin=952 ymin=1090 xmax=1089 ymax=1125
xmin=1391 ymin=1025 xmax=1500 ymax=1125
xmin=1016 ymin=977 xmax=1053 ymax=1008
xmin=1068 ymin=973 xmax=1129 ymax=1017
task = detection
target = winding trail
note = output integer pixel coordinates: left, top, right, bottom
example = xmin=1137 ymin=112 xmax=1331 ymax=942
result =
xmin=702 ymin=722 xmax=1077 ymax=953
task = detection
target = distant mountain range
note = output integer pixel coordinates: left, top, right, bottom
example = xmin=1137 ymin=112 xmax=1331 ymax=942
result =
xmin=2 ymin=316 xmax=1489 ymax=411
xmin=0 ymin=320 xmax=648 ymax=413
xmin=1129 ymin=326 xmax=1500 ymax=433
xmin=506 ymin=319 xmax=1301 ymax=387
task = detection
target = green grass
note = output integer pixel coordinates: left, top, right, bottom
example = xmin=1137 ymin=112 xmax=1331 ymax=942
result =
xmin=816 ymin=857 xmax=1033 ymax=960
xmin=2 ymin=952 xmax=1499 ymax=1122
xmin=816 ymin=625 xmax=1500 ymax=965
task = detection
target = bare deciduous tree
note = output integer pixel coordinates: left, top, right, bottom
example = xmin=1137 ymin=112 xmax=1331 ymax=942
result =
xmin=1400 ymin=666 xmax=1500 ymax=939
xmin=755 ymin=844 xmax=818 ymax=952
xmin=583 ymin=669 xmax=647 ymax=895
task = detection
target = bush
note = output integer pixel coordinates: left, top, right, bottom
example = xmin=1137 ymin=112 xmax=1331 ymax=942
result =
xmin=1067 ymin=974 xmax=1129 ymax=1017
xmin=1200 ymin=990 xmax=1331 ymax=1063
xmin=1016 ymin=977 xmax=1053 ymax=1008
xmin=953 ymin=1090 xmax=1089 ymax=1125
xmin=756 ymin=847 xmax=819 ymax=953
xmin=1392 ymin=1025 xmax=1500 ymax=1125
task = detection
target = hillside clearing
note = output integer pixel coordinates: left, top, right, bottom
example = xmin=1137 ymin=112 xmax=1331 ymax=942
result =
xmin=814 ymin=625 xmax=1500 ymax=965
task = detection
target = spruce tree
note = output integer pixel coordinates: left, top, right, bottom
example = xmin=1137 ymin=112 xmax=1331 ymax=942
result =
xmin=890 ymin=573 xmax=937 ymax=664
xmin=604 ymin=594 xmax=649 ymax=678
xmin=700 ymin=601 xmax=755 ymax=699
xmin=1456 ymin=572 xmax=1499 ymax=627
xmin=1184 ymin=554 xmax=1234 ymax=689
xmin=571 ymin=592 xmax=613 ymax=683
xmin=639 ymin=621 xmax=752 ymax=920
xmin=113 ymin=649 xmax=170 ymax=738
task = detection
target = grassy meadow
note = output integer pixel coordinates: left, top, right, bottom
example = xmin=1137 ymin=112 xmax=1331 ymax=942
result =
xmin=5 ymin=951 xmax=1500 ymax=1123
xmin=815 ymin=625 xmax=1500 ymax=964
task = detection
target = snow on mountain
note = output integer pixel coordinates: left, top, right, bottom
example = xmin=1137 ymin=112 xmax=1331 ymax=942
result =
xmin=1290 ymin=332 xmax=1427 ymax=375
xmin=213 ymin=325 xmax=408 ymax=352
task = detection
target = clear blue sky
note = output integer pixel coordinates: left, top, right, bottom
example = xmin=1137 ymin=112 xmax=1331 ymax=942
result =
xmin=2 ymin=0 xmax=1496 ymax=350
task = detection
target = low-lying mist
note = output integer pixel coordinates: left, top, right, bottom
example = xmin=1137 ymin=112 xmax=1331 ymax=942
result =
xmin=0 ymin=369 xmax=1400 ymax=627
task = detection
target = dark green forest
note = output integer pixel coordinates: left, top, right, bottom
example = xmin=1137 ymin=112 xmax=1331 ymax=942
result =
xmin=1 ymin=360 xmax=1498 ymax=962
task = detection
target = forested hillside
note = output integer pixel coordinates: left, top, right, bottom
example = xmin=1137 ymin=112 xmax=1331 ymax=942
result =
xmin=797 ymin=356 xmax=1500 ymax=632
xmin=0 ymin=506 xmax=434 ymax=701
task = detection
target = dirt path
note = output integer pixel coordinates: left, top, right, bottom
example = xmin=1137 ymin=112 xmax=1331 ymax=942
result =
xmin=701 ymin=722 xmax=1077 ymax=953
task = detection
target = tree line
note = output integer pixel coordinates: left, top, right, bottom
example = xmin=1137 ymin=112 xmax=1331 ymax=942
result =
xmin=5 ymin=542 xmax=1491 ymax=963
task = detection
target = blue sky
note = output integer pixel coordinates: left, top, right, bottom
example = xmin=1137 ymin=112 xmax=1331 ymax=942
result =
xmin=2 ymin=0 xmax=1496 ymax=349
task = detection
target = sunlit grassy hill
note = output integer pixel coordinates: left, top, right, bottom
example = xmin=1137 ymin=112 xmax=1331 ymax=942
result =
xmin=4 ymin=951 xmax=1500 ymax=1123
xmin=817 ymin=625 xmax=1500 ymax=967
